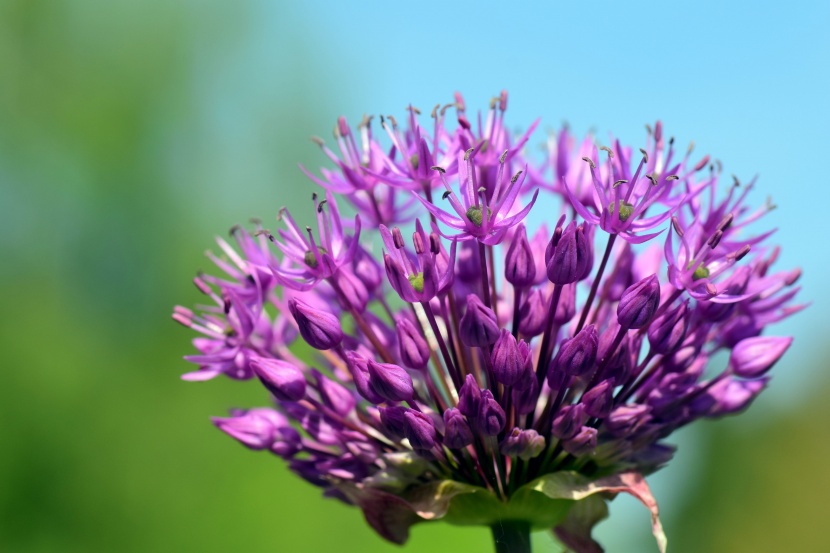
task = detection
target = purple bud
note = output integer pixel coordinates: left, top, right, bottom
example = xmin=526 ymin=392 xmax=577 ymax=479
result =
xmin=313 ymin=369 xmax=355 ymax=416
xmin=477 ymin=390 xmax=506 ymax=435
xmin=289 ymin=298 xmax=343 ymax=350
xmin=404 ymin=410 xmax=437 ymax=450
xmin=270 ymin=425 xmax=303 ymax=458
xmin=500 ymin=427 xmax=546 ymax=460
xmin=545 ymin=222 xmax=593 ymax=285
xmin=605 ymin=404 xmax=652 ymax=437
xmin=512 ymin=374 xmax=539 ymax=415
xmin=698 ymin=376 xmax=769 ymax=417
xmin=504 ymin=224 xmax=536 ymax=287
xmin=212 ymin=411 xmax=275 ymax=450
xmin=552 ymin=325 xmax=599 ymax=378
xmin=617 ymin=274 xmax=660 ymax=329
xmin=597 ymin=322 xmax=626 ymax=368
xmin=250 ymin=357 xmax=306 ymax=402
xmin=443 ymin=408 xmax=474 ymax=449
xmin=456 ymin=242 xmax=480 ymax=283
xmin=582 ymin=379 xmax=614 ymax=418
xmin=552 ymin=404 xmax=587 ymax=440
xmin=367 ymin=360 xmax=414 ymax=403
xmin=730 ymin=336 xmax=792 ymax=378
xmin=553 ymin=283 xmax=577 ymax=324
xmin=395 ymin=317 xmax=430 ymax=369
xmin=379 ymin=405 xmax=407 ymax=439
xmin=459 ymin=294 xmax=499 ymax=347
xmin=345 ymin=352 xmax=384 ymax=404
xmin=647 ymin=301 xmax=689 ymax=354
xmin=518 ymin=288 xmax=548 ymax=337
xmin=491 ymin=329 xmax=531 ymax=386
xmin=457 ymin=374 xmax=482 ymax=419
xmin=332 ymin=267 xmax=369 ymax=312
xmin=352 ymin=244 xmax=383 ymax=290
xmin=562 ymin=426 xmax=597 ymax=457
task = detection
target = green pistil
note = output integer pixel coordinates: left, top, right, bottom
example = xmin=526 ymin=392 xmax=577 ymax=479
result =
xmin=466 ymin=205 xmax=492 ymax=227
xmin=408 ymin=272 xmax=425 ymax=292
xmin=303 ymin=247 xmax=328 ymax=268
xmin=410 ymin=153 xmax=419 ymax=170
xmin=608 ymin=201 xmax=635 ymax=222
xmin=692 ymin=264 xmax=710 ymax=280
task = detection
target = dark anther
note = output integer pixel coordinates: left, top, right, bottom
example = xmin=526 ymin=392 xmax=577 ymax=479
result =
xmin=464 ymin=147 xmax=475 ymax=161
xmin=392 ymin=227 xmax=405 ymax=249
xmin=511 ymin=170 xmax=523 ymax=184
xmin=429 ymin=233 xmax=440 ymax=254
xmin=639 ymin=148 xmax=649 ymax=163
xmin=646 ymin=174 xmax=658 ymax=186
xmin=499 ymin=150 xmax=509 ymax=164
xmin=600 ymin=145 xmax=614 ymax=158
xmin=442 ymin=190 xmax=453 ymax=200
xmin=666 ymin=175 xmax=680 ymax=181
xmin=581 ymin=156 xmax=596 ymax=169
xmin=431 ymin=165 xmax=446 ymax=174
xmin=708 ymin=230 xmax=723 ymax=249
xmin=317 ymin=199 xmax=328 ymax=213
xmin=613 ymin=179 xmax=628 ymax=188
xmin=311 ymin=136 xmax=325 ymax=146
xmin=671 ymin=216 xmax=684 ymax=238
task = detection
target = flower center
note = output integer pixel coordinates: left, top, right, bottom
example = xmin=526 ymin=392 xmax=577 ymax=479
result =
xmin=692 ymin=264 xmax=710 ymax=280
xmin=608 ymin=201 xmax=635 ymax=222
xmin=303 ymin=247 xmax=328 ymax=268
xmin=466 ymin=206 xmax=492 ymax=227
xmin=408 ymin=272 xmax=425 ymax=292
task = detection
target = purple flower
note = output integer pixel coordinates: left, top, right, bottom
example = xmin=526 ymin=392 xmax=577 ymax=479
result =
xmin=175 ymin=92 xmax=802 ymax=551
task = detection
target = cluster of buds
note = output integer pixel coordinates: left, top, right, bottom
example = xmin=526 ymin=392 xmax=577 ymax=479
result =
xmin=173 ymin=93 xmax=802 ymax=551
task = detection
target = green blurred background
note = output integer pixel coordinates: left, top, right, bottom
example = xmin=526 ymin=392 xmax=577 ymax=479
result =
xmin=1 ymin=1 xmax=828 ymax=551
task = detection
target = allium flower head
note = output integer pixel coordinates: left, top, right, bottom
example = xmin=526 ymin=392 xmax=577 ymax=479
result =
xmin=173 ymin=92 xmax=804 ymax=552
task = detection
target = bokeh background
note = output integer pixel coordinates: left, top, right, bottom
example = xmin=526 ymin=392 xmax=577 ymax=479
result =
xmin=1 ymin=1 xmax=828 ymax=551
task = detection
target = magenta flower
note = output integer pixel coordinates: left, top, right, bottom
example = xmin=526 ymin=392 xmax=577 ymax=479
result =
xmin=173 ymin=93 xmax=803 ymax=553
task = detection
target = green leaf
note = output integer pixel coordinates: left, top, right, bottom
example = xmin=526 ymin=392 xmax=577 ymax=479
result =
xmin=526 ymin=471 xmax=667 ymax=553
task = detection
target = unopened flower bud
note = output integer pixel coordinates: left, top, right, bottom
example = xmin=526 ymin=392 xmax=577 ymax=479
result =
xmin=443 ymin=408 xmax=474 ymax=449
xmin=605 ymin=404 xmax=652 ymax=437
xmin=379 ymin=405 xmax=407 ymax=440
xmin=459 ymin=294 xmax=499 ymax=347
xmin=367 ymin=360 xmax=414 ymax=403
xmin=552 ymin=325 xmax=598 ymax=378
xmin=504 ymin=224 xmax=536 ymax=287
xmin=289 ymin=298 xmax=343 ymax=350
xmin=730 ymin=336 xmax=793 ymax=378
xmin=404 ymin=410 xmax=437 ymax=450
xmin=212 ymin=411 xmax=276 ymax=450
xmin=582 ymin=379 xmax=614 ymax=418
xmin=552 ymin=404 xmax=587 ymax=440
xmin=491 ymin=329 xmax=531 ymax=386
xmin=648 ymin=301 xmax=689 ymax=354
xmin=512 ymin=375 xmax=539 ymax=415
xmin=313 ymin=369 xmax=355 ymax=416
xmin=617 ymin=274 xmax=661 ymax=329
xmin=500 ymin=427 xmax=546 ymax=460
xmin=345 ymin=352 xmax=384 ymax=404
xmin=518 ymin=289 xmax=548 ymax=336
xmin=457 ymin=374 xmax=482 ymax=419
xmin=562 ymin=426 xmax=597 ymax=457
xmin=477 ymin=390 xmax=506 ymax=435
xmin=545 ymin=222 xmax=593 ymax=285
xmin=250 ymin=357 xmax=306 ymax=402
xmin=395 ymin=317 xmax=430 ymax=369
xmin=553 ymin=283 xmax=577 ymax=324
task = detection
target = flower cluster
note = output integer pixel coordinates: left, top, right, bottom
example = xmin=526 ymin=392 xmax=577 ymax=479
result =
xmin=173 ymin=93 xmax=802 ymax=552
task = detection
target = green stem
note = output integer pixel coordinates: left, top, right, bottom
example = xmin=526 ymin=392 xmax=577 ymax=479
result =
xmin=492 ymin=521 xmax=532 ymax=553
